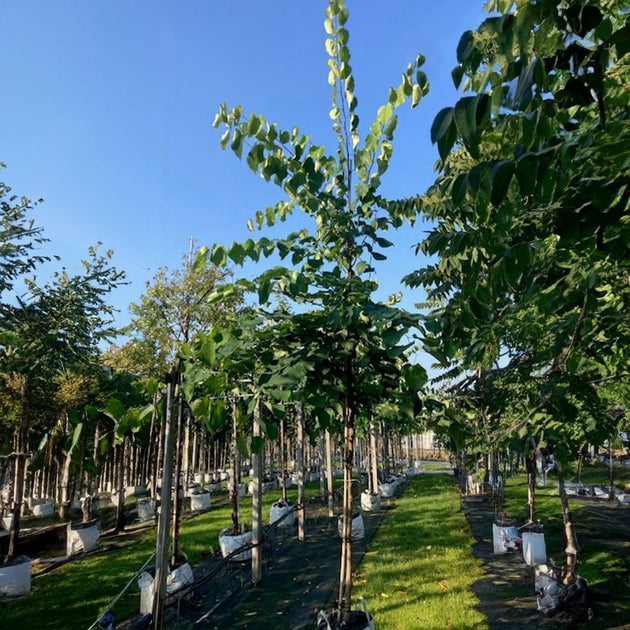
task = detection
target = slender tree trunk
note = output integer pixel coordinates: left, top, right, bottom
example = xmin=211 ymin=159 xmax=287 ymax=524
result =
xmin=525 ymin=452 xmax=537 ymax=524
xmin=280 ymin=418 xmax=287 ymax=501
xmin=296 ymin=404 xmax=305 ymax=542
xmin=252 ymin=399 xmax=263 ymax=584
xmin=171 ymin=399 xmax=185 ymax=566
xmin=338 ymin=408 xmax=355 ymax=622
xmin=608 ymin=442 xmax=615 ymax=501
xmin=230 ymin=399 xmax=240 ymax=534
xmin=325 ymin=429 xmax=334 ymax=517
xmin=153 ymin=375 xmax=177 ymax=630
xmin=114 ymin=438 xmax=126 ymax=533
xmin=369 ymin=417 xmax=378 ymax=494
xmin=58 ymin=412 xmax=73 ymax=520
xmin=557 ymin=461 xmax=579 ymax=584
xmin=319 ymin=432 xmax=326 ymax=499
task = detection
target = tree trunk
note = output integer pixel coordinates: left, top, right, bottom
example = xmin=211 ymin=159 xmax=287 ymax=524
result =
xmin=296 ymin=404 xmax=305 ymax=542
xmin=153 ymin=375 xmax=177 ymax=630
xmin=114 ymin=439 xmax=126 ymax=533
xmin=557 ymin=461 xmax=580 ymax=584
xmin=608 ymin=442 xmax=615 ymax=501
xmin=251 ymin=399 xmax=263 ymax=584
xmin=325 ymin=429 xmax=334 ymax=517
xmin=58 ymin=412 xmax=72 ymax=520
xmin=280 ymin=417 xmax=287 ymax=501
xmin=8 ymin=380 xmax=29 ymax=560
xmin=170 ymin=399 xmax=184 ymax=566
xmin=319 ymin=432 xmax=326 ymax=500
xmin=525 ymin=452 xmax=537 ymax=523
xmin=338 ymin=408 xmax=355 ymax=622
xmin=230 ymin=399 xmax=240 ymax=534
xmin=369 ymin=417 xmax=378 ymax=494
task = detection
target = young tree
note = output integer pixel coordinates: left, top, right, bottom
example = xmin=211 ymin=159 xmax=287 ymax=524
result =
xmin=208 ymin=0 xmax=428 ymax=622
xmin=405 ymin=0 xmax=629 ymax=584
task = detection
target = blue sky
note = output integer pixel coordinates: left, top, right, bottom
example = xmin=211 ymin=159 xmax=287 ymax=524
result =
xmin=1 ymin=1 xmax=490 ymax=334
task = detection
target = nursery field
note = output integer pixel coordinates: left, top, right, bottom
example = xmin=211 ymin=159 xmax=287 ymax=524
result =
xmin=1 ymin=466 xmax=630 ymax=629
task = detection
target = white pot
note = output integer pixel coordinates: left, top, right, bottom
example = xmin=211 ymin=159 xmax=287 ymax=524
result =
xmin=379 ymin=482 xmax=395 ymax=498
xmin=219 ymin=530 xmax=253 ymax=562
xmin=137 ymin=497 xmax=155 ymax=522
xmin=66 ymin=521 xmax=100 ymax=555
xmin=269 ymin=500 xmax=296 ymax=527
xmin=31 ymin=498 xmax=54 ymax=517
xmin=125 ymin=485 xmax=146 ymax=498
xmin=361 ymin=491 xmax=381 ymax=512
xmin=2 ymin=514 xmax=14 ymax=531
xmin=138 ymin=571 xmax=155 ymax=615
xmin=0 ymin=556 xmax=31 ymax=598
xmin=338 ymin=513 xmax=365 ymax=541
xmin=190 ymin=492 xmax=211 ymax=512
xmin=522 ymin=531 xmax=547 ymax=565
xmin=492 ymin=523 xmax=521 ymax=554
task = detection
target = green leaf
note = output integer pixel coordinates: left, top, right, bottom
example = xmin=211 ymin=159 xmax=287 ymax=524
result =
xmin=105 ymin=398 xmax=124 ymax=421
xmin=490 ymin=160 xmax=515 ymax=206
xmin=456 ymin=30 xmax=474 ymax=63
xmin=210 ymin=245 xmax=227 ymax=267
xmin=430 ymin=107 xmax=454 ymax=144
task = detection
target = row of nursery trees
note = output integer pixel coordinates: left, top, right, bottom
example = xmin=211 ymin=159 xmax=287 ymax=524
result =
xmin=1 ymin=0 xmax=629 ymax=625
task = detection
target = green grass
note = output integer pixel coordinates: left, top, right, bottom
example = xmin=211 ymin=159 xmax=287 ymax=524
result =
xmin=0 ymin=484 xmax=309 ymax=630
xmin=354 ymin=474 xmax=487 ymax=630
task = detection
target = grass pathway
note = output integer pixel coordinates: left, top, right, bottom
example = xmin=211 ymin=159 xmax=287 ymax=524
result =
xmin=354 ymin=473 xmax=487 ymax=629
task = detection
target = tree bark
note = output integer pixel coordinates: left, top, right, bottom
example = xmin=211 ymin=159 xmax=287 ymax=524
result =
xmin=325 ymin=429 xmax=334 ymax=518
xmin=153 ymin=375 xmax=177 ymax=630
xmin=338 ymin=409 xmax=355 ymax=622
xmin=525 ymin=452 xmax=537 ymax=524
xmin=296 ymin=404 xmax=305 ymax=542
xmin=251 ymin=399 xmax=263 ymax=584
xmin=557 ymin=461 xmax=580 ymax=584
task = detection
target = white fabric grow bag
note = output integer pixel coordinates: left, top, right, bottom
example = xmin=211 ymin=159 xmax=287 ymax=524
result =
xmin=269 ymin=500 xmax=296 ymax=527
xmin=190 ymin=492 xmax=211 ymax=511
xmin=0 ymin=556 xmax=31 ymax=598
xmin=66 ymin=521 xmax=100 ymax=555
xmin=167 ymin=562 xmax=193 ymax=593
xmin=379 ymin=482 xmax=395 ymax=498
xmin=219 ymin=530 xmax=253 ymax=562
xmin=138 ymin=571 xmax=155 ymax=615
xmin=338 ymin=513 xmax=365 ymax=541
xmin=2 ymin=513 xmax=14 ymax=530
xmin=137 ymin=497 xmax=155 ymax=522
xmin=31 ymin=498 xmax=54 ymax=517
xmin=361 ymin=491 xmax=381 ymax=512
xmin=522 ymin=532 xmax=547 ymax=566
xmin=492 ymin=523 xmax=521 ymax=554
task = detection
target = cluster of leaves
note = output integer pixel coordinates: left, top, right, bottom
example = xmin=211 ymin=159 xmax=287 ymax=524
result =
xmin=405 ymin=0 xmax=629 ymax=458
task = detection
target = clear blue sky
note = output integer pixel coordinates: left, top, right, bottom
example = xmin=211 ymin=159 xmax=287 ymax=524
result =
xmin=1 ymin=1 xmax=490 ymax=334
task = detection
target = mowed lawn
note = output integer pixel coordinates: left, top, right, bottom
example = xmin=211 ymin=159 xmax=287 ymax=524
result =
xmin=355 ymin=473 xmax=487 ymax=629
